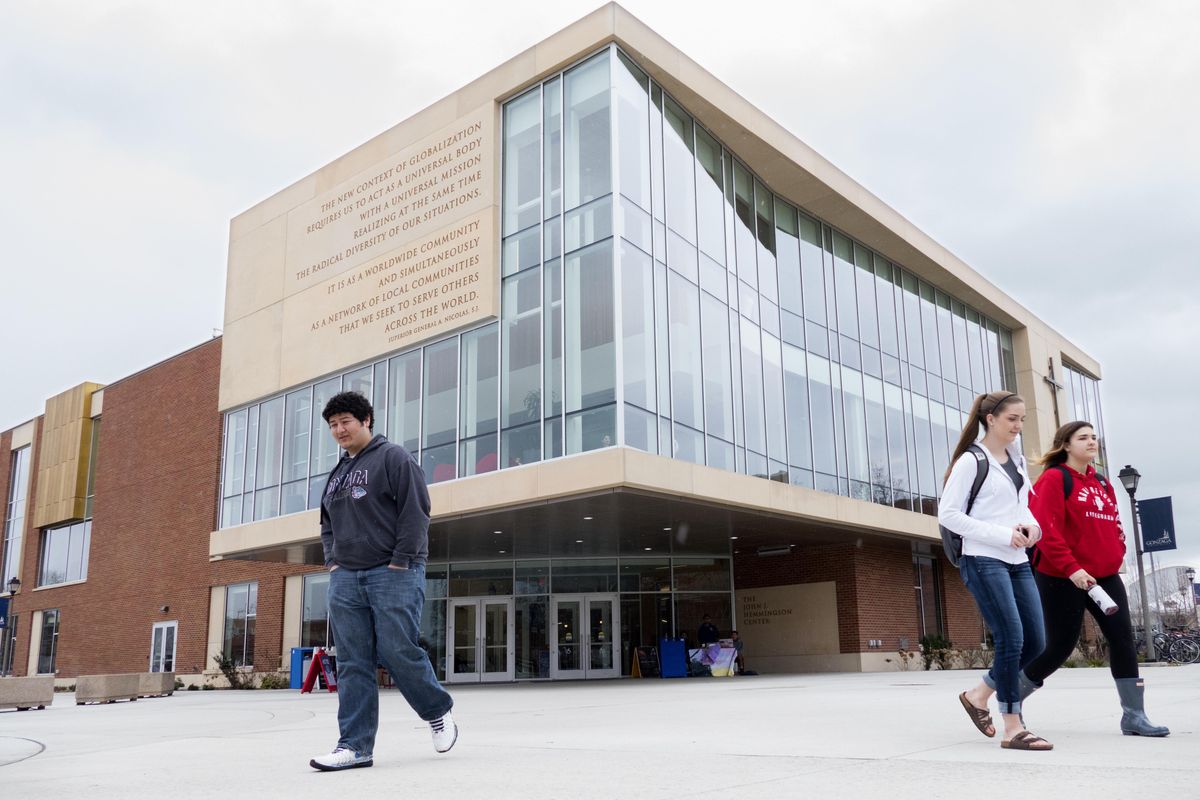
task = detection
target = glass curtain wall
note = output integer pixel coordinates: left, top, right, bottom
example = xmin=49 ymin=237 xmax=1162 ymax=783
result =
xmin=575 ymin=45 xmax=1013 ymax=515
xmin=1062 ymin=363 xmax=1109 ymax=472
xmin=218 ymin=46 xmax=1019 ymax=529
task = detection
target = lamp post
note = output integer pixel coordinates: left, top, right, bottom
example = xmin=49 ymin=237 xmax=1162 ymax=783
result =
xmin=1 ymin=577 xmax=17 ymax=676
xmin=1188 ymin=567 xmax=1198 ymax=625
xmin=1118 ymin=465 xmax=1156 ymax=660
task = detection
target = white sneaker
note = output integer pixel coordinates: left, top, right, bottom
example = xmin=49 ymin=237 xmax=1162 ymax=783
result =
xmin=309 ymin=747 xmax=373 ymax=771
xmin=430 ymin=712 xmax=458 ymax=753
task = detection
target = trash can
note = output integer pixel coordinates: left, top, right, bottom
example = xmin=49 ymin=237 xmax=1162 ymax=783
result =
xmin=290 ymin=647 xmax=316 ymax=689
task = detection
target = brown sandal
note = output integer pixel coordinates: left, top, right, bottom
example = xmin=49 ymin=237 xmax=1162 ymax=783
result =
xmin=1001 ymin=731 xmax=1053 ymax=751
xmin=958 ymin=692 xmax=995 ymax=738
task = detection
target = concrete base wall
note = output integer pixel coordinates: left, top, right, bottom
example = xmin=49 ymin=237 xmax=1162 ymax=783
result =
xmin=138 ymin=672 xmax=175 ymax=697
xmin=75 ymin=673 xmax=141 ymax=704
xmin=0 ymin=676 xmax=55 ymax=710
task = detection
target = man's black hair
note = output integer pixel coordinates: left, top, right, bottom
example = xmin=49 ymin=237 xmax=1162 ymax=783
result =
xmin=322 ymin=391 xmax=374 ymax=430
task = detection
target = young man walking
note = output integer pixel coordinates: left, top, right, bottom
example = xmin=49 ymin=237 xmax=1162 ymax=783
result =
xmin=310 ymin=391 xmax=457 ymax=772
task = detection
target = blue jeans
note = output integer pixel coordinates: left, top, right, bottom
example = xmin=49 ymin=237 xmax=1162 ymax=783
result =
xmin=328 ymin=563 xmax=453 ymax=756
xmin=960 ymin=556 xmax=1045 ymax=715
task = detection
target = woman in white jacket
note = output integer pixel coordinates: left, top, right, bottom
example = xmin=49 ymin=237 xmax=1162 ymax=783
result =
xmin=939 ymin=391 xmax=1052 ymax=751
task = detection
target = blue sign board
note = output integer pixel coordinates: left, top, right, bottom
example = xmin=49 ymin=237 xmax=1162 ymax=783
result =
xmin=0 ymin=596 xmax=8 ymax=629
xmin=1138 ymin=496 xmax=1177 ymax=553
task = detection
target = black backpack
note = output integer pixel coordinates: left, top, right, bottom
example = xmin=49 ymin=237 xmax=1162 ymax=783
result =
xmin=1052 ymin=465 xmax=1109 ymax=499
xmin=939 ymin=444 xmax=989 ymax=568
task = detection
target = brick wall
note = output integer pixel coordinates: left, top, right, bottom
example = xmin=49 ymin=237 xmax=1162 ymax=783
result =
xmin=7 ymin=340 xmax=324 ymax=679
xmin=735 ymin=538 xmax=923 ymax=655
xmin=941 ymin=555 xmax=987 ymax=648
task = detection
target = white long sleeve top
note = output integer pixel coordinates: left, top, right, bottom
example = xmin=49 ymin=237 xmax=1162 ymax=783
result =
xmin=938 ymin=442 xmax=1041 ymax=565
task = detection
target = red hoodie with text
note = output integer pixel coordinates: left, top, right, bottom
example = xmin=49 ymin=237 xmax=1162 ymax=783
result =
xmin=1029 ymin=464 xmax=1126 ymax=579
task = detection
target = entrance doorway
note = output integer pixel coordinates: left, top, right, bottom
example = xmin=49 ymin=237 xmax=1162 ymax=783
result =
xmin=447 ymin=597 xmax=514 ymax=683
xmin=550 ymin=594 xmax=619 ymax=679
xmin=149 ymin=621 xmax=177 ymax=673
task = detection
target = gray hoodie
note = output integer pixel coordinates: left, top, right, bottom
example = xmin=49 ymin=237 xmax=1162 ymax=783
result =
xmin=319 ymin=434 xmax=431 ymax=570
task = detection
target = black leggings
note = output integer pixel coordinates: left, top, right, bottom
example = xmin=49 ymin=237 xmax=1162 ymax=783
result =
xmin=1024 ymin=572 xmax=1139 ymax=682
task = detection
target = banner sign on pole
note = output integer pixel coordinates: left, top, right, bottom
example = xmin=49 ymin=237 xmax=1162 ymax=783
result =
xmin=1138 ymin=496 xmax=1177 ymax=553
xmin=0 ymin=596 xmax=8 ymax=629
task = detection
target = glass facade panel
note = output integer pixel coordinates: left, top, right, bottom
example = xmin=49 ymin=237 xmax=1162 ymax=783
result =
xmin=282 ymin=387 xmax=312 ymax=484
xmin=564 ymin=53 xmax=611 ymax=211
xmin=459 ymin=323 xmax=499 ymax=474
xmin=701 ymin=293 xmax=733 ymax=442
xmin=3 ymin=446 xmax=31 ymax=588
xmin=740 ymin=317 xmax=766 ymax=458
xmin=669 ymin=272 xmax=703 ymax=428
xmin=503 ymin=270 xmax=543 ymax=429
xmin=621 ymin=242 xmax=656 ymax=411
xmin=387 ymin=351 xmax=422 ymax=451
xmin=614 ymin=51 xmax=650 ymax=210
xmin=662 ymin=96 xmax=696 ymax=245
xmin=223 ymin=582 xmax=257 ymax=668
xmin=310 ymin=378 xmax=341 ymax=478
xmin=564 ymin=239 xmax=615 ymax=412
xmin=503 ymin=87 xmax=541 ymax=235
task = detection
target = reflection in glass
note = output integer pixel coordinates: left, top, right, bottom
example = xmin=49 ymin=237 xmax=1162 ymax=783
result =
xmin=564 ymin=240 xmax=615 ymax=413
xmin=564 ymin=53 xmax=611 ymax=211
xmin=503 ymin=87 xmax=541 ymax=235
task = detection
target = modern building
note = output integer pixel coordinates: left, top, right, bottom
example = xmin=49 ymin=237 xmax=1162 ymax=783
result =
xmin=1 ymin=4 xmax=1109 ymax=684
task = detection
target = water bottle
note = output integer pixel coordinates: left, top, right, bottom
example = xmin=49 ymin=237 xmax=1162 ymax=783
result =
xmin=1087 ymin=584 xmax=1118 ymax=616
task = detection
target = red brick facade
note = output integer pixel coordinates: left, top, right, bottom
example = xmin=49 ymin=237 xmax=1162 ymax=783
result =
xmin=734 ymin=539 xmax=985 ymax=656
xmin=1 ymin=339 xmax=323 ymax=680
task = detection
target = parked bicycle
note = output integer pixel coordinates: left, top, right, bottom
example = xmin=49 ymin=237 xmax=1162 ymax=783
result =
xmin=1137 ymin=628 xmax=1200 ymax=664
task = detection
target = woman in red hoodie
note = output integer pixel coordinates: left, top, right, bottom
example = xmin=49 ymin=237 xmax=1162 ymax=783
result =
xmin=1019 ymin=421 xmax=1169 ymax=737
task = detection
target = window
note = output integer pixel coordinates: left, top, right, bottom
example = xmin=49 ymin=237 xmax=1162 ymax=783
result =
xmin=38 ymin=520 xmax=91 ymax=586
xmin=3 ymin=447 xmax=31 ymax=588
xmin=301 ymin=573 xmax=331 ymax=649
xmin=38 ymin=609 xmax=60 ymax=674
xmin=913 ymin=554 xmax=944 ymax=640
xmin=223 ymin=582 xmax=258 ymax=667
xmin=84 ymin=418 xmax=100 ymax=518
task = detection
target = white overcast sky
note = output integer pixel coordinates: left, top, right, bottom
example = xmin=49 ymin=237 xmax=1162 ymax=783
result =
xmin=2 ymin=0 xmax=1198 ymax=574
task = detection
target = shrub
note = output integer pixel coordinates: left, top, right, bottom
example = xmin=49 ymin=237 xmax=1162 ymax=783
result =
xmin=919 ymin=634 xmax=952 ymax=670
xmin=187 ymin=684 xmax=200 ymax=691
xmin=213 ymin=654 xmax=252 ymax=689
xmin=258 ymin=672 xmax=289 ymax=690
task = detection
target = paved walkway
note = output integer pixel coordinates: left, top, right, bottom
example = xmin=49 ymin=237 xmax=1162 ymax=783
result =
xmin=1 ymin=665 xmax=1196 ymax=798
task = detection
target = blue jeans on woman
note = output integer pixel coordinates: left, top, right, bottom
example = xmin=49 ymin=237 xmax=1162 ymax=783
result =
xmin=960 ymin=555 xmax=1045 ymax=715
xmin=327 ymin=562 xmax=453 ymax=757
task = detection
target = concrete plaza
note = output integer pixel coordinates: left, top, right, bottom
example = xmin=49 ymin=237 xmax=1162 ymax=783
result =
xmin=1 ymin=665 xmax=1196 ymax=799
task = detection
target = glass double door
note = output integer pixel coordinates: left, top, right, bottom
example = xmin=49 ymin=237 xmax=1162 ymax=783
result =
xmin=551 ymin=594 xmax=619 ymax=679
xmin=447 ymin=598 xmax=514 ymax=683
xmin=149 ymin=621 xmax=177 ymax=673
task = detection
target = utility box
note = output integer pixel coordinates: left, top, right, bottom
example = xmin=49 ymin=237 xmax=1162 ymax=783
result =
xmin=290 ymin=647 xmax=315 ymax=689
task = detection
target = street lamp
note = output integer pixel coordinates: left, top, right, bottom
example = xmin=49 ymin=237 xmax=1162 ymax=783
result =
xmin=1 ymin=575 xmax=18 ymax=676
xmin=1118 ymin=465 xmax=1156 ymax=660
xmin=1188 ymin=568 xmax=1198 ymax=624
